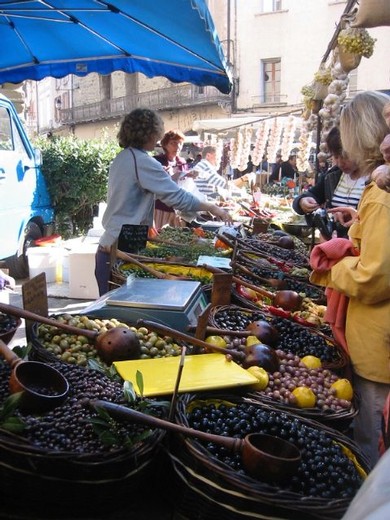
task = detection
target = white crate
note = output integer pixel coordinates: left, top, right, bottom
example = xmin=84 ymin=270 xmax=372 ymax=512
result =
xmin=68 ymin=245 xmax=99 ymax=299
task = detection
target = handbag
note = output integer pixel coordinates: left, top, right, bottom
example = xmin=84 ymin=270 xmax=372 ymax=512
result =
xmin=117 ymin=148 xmax=149 ymax=253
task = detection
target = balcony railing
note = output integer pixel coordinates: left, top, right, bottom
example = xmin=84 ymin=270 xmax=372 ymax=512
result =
xmin=59 ymin=84 xmax=232 ymax=125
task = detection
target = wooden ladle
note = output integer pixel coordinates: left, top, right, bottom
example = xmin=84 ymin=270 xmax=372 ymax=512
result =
xmin=0 ymin=303 xmax=141 ymax=364
xmin=0 ymin=339 xmax=69 ymax=413
xmin=90 ymin=399 xmax=301 ymax=483
xmin=202 ymin=264 xmax=302 ymax=312
xmin=232 ymin=261 xmax=287 ymax=290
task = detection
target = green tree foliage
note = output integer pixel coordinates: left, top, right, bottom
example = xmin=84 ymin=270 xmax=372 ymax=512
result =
xmin=35 ymin=135 xmax=119 ymax=237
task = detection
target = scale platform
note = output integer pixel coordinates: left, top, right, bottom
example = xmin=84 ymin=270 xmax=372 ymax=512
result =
xmin=82 ymin=278 xmax=208 ymax=331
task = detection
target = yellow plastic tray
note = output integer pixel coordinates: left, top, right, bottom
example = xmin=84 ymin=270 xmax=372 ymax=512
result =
xmin=113 ymin=353 xmax=258 ymax=396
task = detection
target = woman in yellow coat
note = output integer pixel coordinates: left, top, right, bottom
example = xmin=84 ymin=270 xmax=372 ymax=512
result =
xmin=310 ymin=91 xmax=390 ymax=468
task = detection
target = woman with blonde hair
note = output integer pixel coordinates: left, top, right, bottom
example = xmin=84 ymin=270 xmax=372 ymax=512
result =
xmin=310 ymin=91 xmax=390 ymax=468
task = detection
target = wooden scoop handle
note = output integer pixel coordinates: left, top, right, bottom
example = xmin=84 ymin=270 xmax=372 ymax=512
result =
xmin=231 ymin=275 xmax=274 ymax=299
xmin=137 ymin=319 xmax=243 ymax=361
xmin=90 ymin=399 xmax=241 ymax=452
xmin=116 ymin=250 xmax=167 ymax=279
xmin=232 ymin=262 xmax=286 ymax=290
xmin=0 ymin=339 xmax=22 ymax=369
xmin=0 ymin=303 xmax=98 ymax=340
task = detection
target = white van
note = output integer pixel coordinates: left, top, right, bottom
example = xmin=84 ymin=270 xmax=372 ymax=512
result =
xmin=0 ymin=93 xmax=54 ymax=277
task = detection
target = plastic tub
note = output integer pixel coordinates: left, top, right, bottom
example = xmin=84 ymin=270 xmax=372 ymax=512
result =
xmin=27 ymin=247 xmax=59 ymax=283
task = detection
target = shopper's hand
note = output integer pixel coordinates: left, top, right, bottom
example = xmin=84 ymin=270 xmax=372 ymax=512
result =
xmin=300 ymin=197 xmax=320 ymax=214
xmin=379 ymin=134 xmax=390 ymax=163
xmin=372 ymin=164 xmax=390 ymax=193
xmin=328 ymin=206 xmax=358 ymax=227
xmin=210 ymin=205 xmax=234 ymax=225
xmin=0 ymin=270 xmax=15 ymax=291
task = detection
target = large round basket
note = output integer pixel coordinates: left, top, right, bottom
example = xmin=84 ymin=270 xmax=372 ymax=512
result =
xmin=0 ymin=359 xmax=167 ymax=516
xmin=207 ymin=305 xmax=355 ymax=429
xmin=168 ymin=393 xmax=370 ymax=520
xmin=231 ymin=286 xmax=333 ymax=335
xmin=0 ymin=314 xmax=22 ymax=345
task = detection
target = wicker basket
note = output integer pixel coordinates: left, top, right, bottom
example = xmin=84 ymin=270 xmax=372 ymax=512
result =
xmin=111 ymin=258 xmax=215 ymax=287
xmin=207 ymin=305 xmax=354 ymax=428
xmin=208 ymin=305 xmax=346 ymax=369
xmin=231 ymin=288 xmax=332 ymax=335
xmin=0 ymin=359 xmax=167 ymax=514
xmin=168 ymin=393 xmax=370 ymax=520
xmin=241 ymin=237 xmax=310 ymax=268
xmin=0 ymin=316 xmax=22 ymax=345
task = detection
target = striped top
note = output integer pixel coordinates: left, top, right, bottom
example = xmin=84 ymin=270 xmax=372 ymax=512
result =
xmin=331 ymin=174 xmax=368 ymax=209
xmin=193 ymin=159 xmax=227 ymax=199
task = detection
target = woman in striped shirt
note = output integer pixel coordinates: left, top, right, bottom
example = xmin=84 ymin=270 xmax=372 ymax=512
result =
xmin=293 ymin=127 xmax=367 ymax=239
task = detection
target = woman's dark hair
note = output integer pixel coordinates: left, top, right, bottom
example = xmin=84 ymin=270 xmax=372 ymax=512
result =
xmin=325 ymin=127 xmax=343 ymax=157
xmin=117 ymin=108 xmax=164 ymax=149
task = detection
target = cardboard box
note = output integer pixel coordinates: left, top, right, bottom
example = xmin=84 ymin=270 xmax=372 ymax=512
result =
xmin=68 ymin=245 xmax=99 ymax=299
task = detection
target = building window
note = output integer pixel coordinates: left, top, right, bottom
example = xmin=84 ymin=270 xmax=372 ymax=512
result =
xmin=262 ymin=59 xmax=281 ymax=103
xmin=260 ymin=0 xmax=282 ymax=13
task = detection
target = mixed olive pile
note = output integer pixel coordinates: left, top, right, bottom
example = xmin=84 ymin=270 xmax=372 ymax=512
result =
xmin=187 ymin=401 xmax=364 ymax=498
xmin=255 ymin=349 xmax=352 ymax=412
xmin=34 ymin=315 xmax=184 ymax=366
xmin=212 ymin=307 xmax=339 ymax=364
xmin=0 ymin=360 xmax=161 ymax=454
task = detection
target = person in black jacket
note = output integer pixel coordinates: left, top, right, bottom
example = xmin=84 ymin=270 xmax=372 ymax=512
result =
xmin=292 ymin=127 xmax=365 ymax=238
xmin=270 ymin=154 xmax=297 ymax=182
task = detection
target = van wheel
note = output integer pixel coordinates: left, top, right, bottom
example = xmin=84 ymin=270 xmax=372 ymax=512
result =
xmin=5 ymin=222 xmax=42 ymax=279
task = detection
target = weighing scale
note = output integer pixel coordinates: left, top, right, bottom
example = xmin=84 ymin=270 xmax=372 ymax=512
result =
xmin=82 ymin=278 xmax=209 ymax=331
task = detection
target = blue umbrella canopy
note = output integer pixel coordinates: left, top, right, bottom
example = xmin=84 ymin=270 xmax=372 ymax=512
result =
xmin=0 ymin=0 xmax=232 ymax=93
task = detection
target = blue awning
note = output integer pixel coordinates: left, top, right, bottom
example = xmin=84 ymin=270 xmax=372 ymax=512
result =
xmin=0 ymin=0 xmax=232 ymax=94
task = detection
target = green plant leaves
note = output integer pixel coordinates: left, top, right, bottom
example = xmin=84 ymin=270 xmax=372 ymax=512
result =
xmin=34 ymin=135 xmax=119 ymax=237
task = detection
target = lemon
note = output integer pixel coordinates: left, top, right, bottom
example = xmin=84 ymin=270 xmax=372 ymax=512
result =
xmin=246 ymin=335 xmax=260 ymax=347
xmin=205 ymin=335 xmax=227 ymax=348
xmin=247 ymin=366 xmax=269 ymax=390
xmin=331 ymin=378 xmax=354 ymax=401
xmin=300 ymin=355 xmax=322 ymax=369
xmin=292 ymin=386 xmax=316 ymax=408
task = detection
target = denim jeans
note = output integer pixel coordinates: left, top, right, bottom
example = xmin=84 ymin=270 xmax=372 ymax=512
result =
xmin=94 ymin=247 xmax=111 ymax=296
xmin=353 ymin=373 xmax=390 ymax=468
